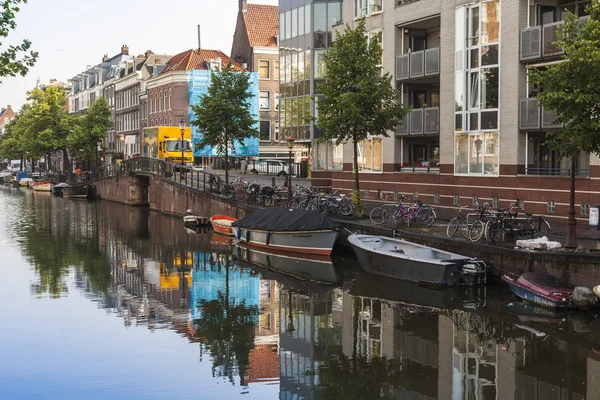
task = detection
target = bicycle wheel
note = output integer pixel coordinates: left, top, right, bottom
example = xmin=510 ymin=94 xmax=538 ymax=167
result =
xmin=460 ymin=217 xmax=477 ymax=239
xmin=339 ymin=200 xmax=354 ymax=216
xmin=416 ymin=208 xmax=436 ymax=227
xmin=487 ymin=220 xmax=508 ymax=243
xmin=446 ymin=218 xmax=459 ymax=238
xmin=384 ymin=211 xmax=404 ymax=229
xmin=369 ymin=207 xmax=386 ymax=225
xmin=468 ymin=220 xmax=485 ymax=242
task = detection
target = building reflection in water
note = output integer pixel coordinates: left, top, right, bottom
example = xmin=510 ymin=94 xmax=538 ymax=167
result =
xmin=17 ymin=190 xmax=600 ymax=400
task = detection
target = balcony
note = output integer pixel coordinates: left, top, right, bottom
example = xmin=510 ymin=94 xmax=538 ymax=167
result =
xmin=520 ymin=167 xmax=590 ymax=177
xmin=519 ymin=98 xmax=562 ymax=131
xmin=396 ymin=48 xmax=440 ymax=82
xmin=520 ymin=17 xmax=589 ymax=62
xmin=396 ymin=107 xmax=439 ymax=136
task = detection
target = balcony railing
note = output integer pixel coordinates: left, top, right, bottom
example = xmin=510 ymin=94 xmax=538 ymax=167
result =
xmin=520 ymin=17 xmax=589 ymax=62
xmin=519 ymin=98 xmax=562 ymax=131
xmin=396 ymin=47 xmax=440 ymax=81
xmin=521 ymin=167 xmax=590 ymax=177
xmin=396 ymin=107 xmax=440 ymax=136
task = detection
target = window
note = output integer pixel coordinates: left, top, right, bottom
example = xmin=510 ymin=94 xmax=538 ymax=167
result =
xmin=274 ymin=120 xmax=280 ymax=141
xmin=547 ymin=200 xmax=556 ymax=213
xmin=169 ymin=88 xmax=172 ymax=109
xmin=259 ymin=91 xmax=270 ymax=110
xmin=581 ymin=203 xmax=590 ymax=216
xmin=433 ymin=193 xmax=440 ymax=204
xmin=454 ymin=195 xmax=460 ymax=205
xmin=492 ymin=197 xmax=499 ymax=208
xmin=259 ymin=60 xmax=270 ymax=79
xmin=259 ymin=121 xmax=271 ymax=141
xmin=357 ymin=137 xmax=383 ymax=172
xmin=355 ymin=0 xmax=382 ymax=18
xmin=274 ymin=61 xmax=280 ymax=80
xmin=163 ymin=90 xmax=167 ymax=110
xmin=315 ymin=141 xmax=343 ymax=171
xmin=159 ymin=91 xmax=162 ymax=111
xmin=274 ymin=92 xmax=280 ymax=111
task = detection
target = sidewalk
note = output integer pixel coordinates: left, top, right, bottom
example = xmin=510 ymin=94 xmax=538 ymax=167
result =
xmin=202 ymin=167 xmax=311 ymax=187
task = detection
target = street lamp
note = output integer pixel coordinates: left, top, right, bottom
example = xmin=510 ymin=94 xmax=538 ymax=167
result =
xmin=474 ymin=136 xmax=483 ymax=172
xmin=179 ymin=118 xmax=186 ymax=167
xmin=286 ymin=136 xmax=295 ymax=204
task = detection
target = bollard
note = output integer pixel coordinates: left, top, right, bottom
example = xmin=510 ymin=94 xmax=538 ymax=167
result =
xmin=272 ymin=177 xmax=276 ymax=187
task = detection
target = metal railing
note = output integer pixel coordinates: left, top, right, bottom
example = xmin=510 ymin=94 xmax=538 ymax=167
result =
xmin=396 ymin=47 xmax=440 ymax=81
xmin=519 ymin=98 xmax=562 ymax=130
xmin=396 ymin=107 xmax=440 ymax=136
xmin=520 ymin=17 xmax=589 ymax=62
xmin=521 ymin=167 xmax=590 ymax=176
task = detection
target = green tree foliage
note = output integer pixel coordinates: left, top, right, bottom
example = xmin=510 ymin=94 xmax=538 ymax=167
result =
xmin=528 ymin=2 xmax=600 ymax=159
xmin=0 ymin=114 xmax=26 ymax=161
xmin=316 ymin=19 xmax=407 ymax=216
xmin=69 ymin=96 xmax=111 ymax=161
xmin=0 ymin=0 xmax=38 ymax=81
xmin=191 ymin=63 xmax=259 ymax=184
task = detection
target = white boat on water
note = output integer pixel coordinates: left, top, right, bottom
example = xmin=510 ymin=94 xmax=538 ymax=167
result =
xmin=183 ymin=209 xmax=209 ymax=226
xmin=31 ymin=181 xmax=54 ymax=192
xmin=348 ymin=234 xmax=486 ymax=286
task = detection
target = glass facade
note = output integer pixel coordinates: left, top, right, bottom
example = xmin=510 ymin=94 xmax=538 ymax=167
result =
xmin=455 ymin=1 xmax=500 ymax=175
xmin=279 ymin=0 xmax=341 ymax=144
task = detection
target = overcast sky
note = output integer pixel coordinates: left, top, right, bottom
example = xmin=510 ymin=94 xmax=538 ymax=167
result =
xmin=0 ymin=0 xmax=278 ymax=111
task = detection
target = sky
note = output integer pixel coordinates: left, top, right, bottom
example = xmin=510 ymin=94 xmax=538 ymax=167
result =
xmin=0 ymin=0 xmax=278 ymax=112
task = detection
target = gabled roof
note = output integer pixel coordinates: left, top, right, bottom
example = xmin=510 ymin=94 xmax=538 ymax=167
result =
xmin=160 ymin=49 xmax=244 ymax=74
xmin=243 ymin=4 xmax=278 ymax=47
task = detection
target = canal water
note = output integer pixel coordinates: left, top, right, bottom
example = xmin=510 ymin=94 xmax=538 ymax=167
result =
xmin=0 ymin=186 xmax=598 ymax=400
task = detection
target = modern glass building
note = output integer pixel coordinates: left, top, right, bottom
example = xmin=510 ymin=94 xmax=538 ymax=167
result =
xmin=278 ymin=0 xmax=342 ymax=146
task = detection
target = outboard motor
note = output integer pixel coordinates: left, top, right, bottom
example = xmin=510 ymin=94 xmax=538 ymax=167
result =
xmin=572 ymin=286 xmax=597 ymax=309
xmin=459 ymin=260 xmax=487 ymax=286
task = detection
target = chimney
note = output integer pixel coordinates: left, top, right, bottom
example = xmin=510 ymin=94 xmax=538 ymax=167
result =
xmin=239 ymin=0 xmax=247 ymax=12
xmin=155 ymin=57 xmax=161 ymax=65
xmin=50 ymin=79 xmax=57 ymax=84
xmin=121 ymin=44 xmax=129 ymax=55
xmin=1 ymin=108 xmax=5 ymax=114
xmin=102 ymin=54 xmax=109 ymax=62
xmin=145 ymin=50 xmax=154 ymax=58
xmin=6 ymin=105 xmax=11 ymax=110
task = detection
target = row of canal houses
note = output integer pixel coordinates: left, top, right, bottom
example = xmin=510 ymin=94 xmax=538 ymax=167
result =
xmin=66 ymin=0 xmax=283 ymax=167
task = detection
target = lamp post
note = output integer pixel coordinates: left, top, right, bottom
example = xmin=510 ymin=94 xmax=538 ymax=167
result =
xmin=286 ymin=136 xmax=295 ymax=205
xmin=474 ymin=136 xmax=483 ymax=172
xmin=179 ymin=118 xmax=186 ymax=167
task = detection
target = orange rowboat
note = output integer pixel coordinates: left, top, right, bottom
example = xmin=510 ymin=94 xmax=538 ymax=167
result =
xmin=209 ymin=215 xmax=238 ymax=236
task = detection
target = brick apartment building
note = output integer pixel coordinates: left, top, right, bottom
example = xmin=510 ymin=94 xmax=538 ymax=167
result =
xmin=0 ymin=105 xmax=16 ymax=135
xmin=232 ymin=0 xmax=290 ymax=159
xmin=311 ymin=0 xmax=598 ymax=222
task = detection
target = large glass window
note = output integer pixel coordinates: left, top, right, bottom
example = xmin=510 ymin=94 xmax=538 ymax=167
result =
xmin=298 ymin=6 xmax=305 ymax=37
xmin=259 ymin=91 xmax=270 ymax=110
xmin=305 ymin=5 xmax=311 ymax=34
xmin=291 ymin=8 xmax=298 ymax=38
xmin=355 ymin=0 xmax=381 ymax=18
xmin=314 ymin=50 xmax=326 ymax=79
xmin=315 ymin=141 xmax=343 ymax=171
xmin=455 ymin=1 xmax=499 ymax=175
xmin=357 ymin=137 xmax=383 ymax=172
xmin=259 ymin=60 xmax=270 ymax=79
xmin=314 ymin=3 xmax=327 ymax=49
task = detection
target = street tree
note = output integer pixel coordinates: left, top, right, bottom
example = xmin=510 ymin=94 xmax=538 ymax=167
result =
xmin=191 ymin=63 xmax=259 ymax=184
xmin=528 ymin=2 xmax=600 ymax=248
xmin=0 ymin=116 xmax=26 ymax=165
xmin=0 ymin=0 xmax=38 ymax=81
xmin=316 ymin=19 xmax=407 ymax=216
xmin=69 ymin=96 xmax=111 ymax=161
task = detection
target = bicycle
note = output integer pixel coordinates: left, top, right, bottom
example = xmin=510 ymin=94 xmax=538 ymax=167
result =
xmin=369 ymin=194 xmax=401 ymax=225
xmin=384 ymin=198 xmax=435 ymax=228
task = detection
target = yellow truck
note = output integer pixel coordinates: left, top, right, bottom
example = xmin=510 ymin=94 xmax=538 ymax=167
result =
xmin=143 ymin=126 xmax=193 ymax=164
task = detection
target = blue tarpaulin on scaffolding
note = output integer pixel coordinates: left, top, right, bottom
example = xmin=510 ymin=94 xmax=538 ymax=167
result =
xmin=188 ymin=70 xmax=260 ymax=157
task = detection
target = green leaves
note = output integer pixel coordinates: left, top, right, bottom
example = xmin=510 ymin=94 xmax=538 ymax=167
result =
xmin=69 ymin=97 xmax=111 ymax=160
xmin=528 ymin=2 xmax=600 ymax=160
xmin=0 ymin=1 xmax=37 ymax=81
xmin=190 ymin=62 xmax=259 ymax=183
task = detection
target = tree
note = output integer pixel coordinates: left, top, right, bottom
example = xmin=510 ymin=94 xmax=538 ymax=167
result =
xmin=0 ymin=0 xmax=38 ymax=81
xmin=316 ymin=19 xmax=407 ymax=216
xmin=69 ymin=96 xmax=111 ymax=161
xmin=191 ymin=63 xmax=259 ymax=184
xmin=528 ymin=3 xmax=600 ymax=248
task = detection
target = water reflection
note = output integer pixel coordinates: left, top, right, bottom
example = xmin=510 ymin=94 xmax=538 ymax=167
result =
xmin=2 ymin=187 xmax=600 ymax=399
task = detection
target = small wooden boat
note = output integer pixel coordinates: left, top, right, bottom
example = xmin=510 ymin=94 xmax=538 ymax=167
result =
xmin=183 ymin=209 xmax=210 ymax=226
xmin=209 ymin=215 xmax=238 ymax=236
xmin=63 ymin=185 xmax=89 ymax=199
xmin=31 ymin=181 xmax=54 ymax=192
xmin=502 ymin=273 xmax=583 ymax=309
xmin=19 ymin=177 xmax=33 ymax=187
xmin=232 ymin=208 xmax=341 ymax=256
xmin=52 ymin=182 xmax=71 ymax=196
xmin=348 ymin=234 xmax=486 ymax=286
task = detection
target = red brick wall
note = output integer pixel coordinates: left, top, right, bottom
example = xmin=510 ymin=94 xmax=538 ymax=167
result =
xmin=148 ymin=82 xmax=189 ymax=127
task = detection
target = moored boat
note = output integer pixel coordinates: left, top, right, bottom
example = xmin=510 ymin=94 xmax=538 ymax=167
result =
xmin=348 ymin=234 xmax=486 ymax=286
xmin=52 ymin=182 xmax=71 ymax=196
xmin=31 ymin=181 xmax=54 ymax=192
xmin=183 ymin=209 xmax=209 ymax=226
xmin=501 ymin=272 xmax=593 ymax=310
xmin=62 ymin=185 xmax=89 ymax=199
xmin=19 ymin=177 xmax=33 ymax=187
xmin=209 ymin=215 xmax=238 ymax=236
xmin=232 ymin=208 xmax=341 ymax=256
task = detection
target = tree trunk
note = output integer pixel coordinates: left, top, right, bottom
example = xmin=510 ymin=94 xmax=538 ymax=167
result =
xmin=19 ymin=154 xmax=23 ymax=171
xmin=61 ymin=147 xmax=72 ymax=183
xmin=353 ymin=135 xmax=360 ymax=194
xmin=566 ymin=157 xmax=577 ymax=248
xmin=224 ymin=135 xmax=229 ymax=185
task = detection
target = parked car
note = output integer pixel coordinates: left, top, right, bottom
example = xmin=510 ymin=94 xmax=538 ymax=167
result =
xmin=250 ymin=159 xmax=293 ymax=176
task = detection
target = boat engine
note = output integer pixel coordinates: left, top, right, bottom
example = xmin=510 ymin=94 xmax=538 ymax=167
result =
xmin=459 ymin=260 xmax=487 ymax=286
xmin=572 ymin=286 xmax=598 ymax=309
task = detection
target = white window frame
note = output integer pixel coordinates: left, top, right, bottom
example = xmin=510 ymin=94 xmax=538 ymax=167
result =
xmin=259 ymin=120 xmax=271 ymax=142
xmin=354 ymin=0 xmax=382 ymax=19
xmin=274 ymin=60 xmax=280 ymax=80
xmin=169 ymin=88 xmax=172 ymax=110
xmin=259 ymin=59 xmax=270 ymax=80
xmin=274 ymin=91 xmax=280 ymax=111
xmin=356 ymin=137 xmax=383 ymax=173
xmin=259 ymin=91 xmax=271 ymax=111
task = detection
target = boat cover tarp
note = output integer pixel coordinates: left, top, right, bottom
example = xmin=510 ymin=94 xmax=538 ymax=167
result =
xmin=232 ymin=208 xmax=341 ymax=231
xmin=15 ymin=171 xmax=28 ymax=181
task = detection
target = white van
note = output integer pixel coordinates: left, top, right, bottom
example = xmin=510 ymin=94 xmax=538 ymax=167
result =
xmin=8 ymin=160 xmax=21 ymax=172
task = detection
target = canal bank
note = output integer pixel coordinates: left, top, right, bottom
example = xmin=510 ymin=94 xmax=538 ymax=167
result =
xmin=91 ymin=171 xmax=600 ymax=287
